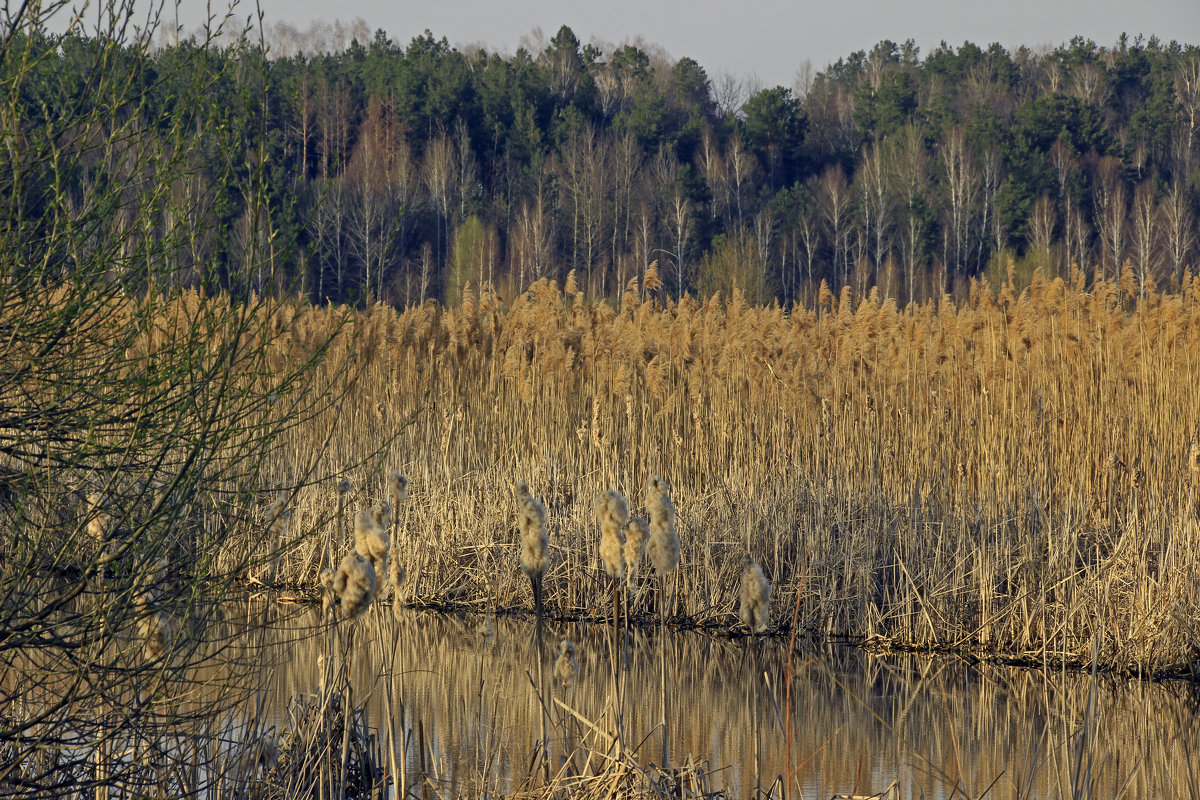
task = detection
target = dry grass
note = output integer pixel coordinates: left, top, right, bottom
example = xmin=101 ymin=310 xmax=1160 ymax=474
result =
xmin=230 ymin=268 xmax=1200 ymax=675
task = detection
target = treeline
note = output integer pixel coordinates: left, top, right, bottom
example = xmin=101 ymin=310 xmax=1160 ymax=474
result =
xmin=9 ymin=20 xmax=1200 ymax=304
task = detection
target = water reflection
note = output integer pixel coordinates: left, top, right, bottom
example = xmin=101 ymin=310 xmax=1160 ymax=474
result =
xmin=263 ymin=607 xmax=1200 ymax=799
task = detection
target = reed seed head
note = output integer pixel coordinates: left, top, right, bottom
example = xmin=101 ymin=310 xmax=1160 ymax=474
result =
xmin=624 ymin=516 xmax=649 ymax=582
xmin=739 ymin=557 xmax=771 ymax=633
xmin=646 ymin=474 xmax=679 ymax=575
xmin=596 ymin=490 xmax=628 ymax=581
xmin=554 ymin=639 xmax=579 ymax=690
xmin=514 ymin=482 xmax=549 ymax=580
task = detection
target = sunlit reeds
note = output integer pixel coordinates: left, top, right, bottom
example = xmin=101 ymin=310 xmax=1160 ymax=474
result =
xmin=253 ymin=270 xmax=1200 ymax=675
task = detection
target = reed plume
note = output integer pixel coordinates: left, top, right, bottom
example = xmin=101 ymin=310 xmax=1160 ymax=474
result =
xmin=624 ymin=517 xmax=649 ymax=583
xmin=554 ymin=639 xmax=579 ymax=690
xmin=739 ymin=557 xmax=771 ymax=633
xmin=596 ymin=490 xmax=628 ymax=581
xmin=646 ymin=475 xmax=679 ymax=575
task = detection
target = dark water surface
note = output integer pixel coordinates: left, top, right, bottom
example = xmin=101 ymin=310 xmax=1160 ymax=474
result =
xmin=256 ymin=604 xmax=1200 ymax=799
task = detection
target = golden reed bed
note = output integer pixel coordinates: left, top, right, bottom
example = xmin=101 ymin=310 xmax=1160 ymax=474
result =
xmin=248 ymin=266 xmax=1200 ymax=677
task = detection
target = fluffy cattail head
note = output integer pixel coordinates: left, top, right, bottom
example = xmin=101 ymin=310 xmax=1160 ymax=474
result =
xmin=388 ymin=471 xmax=409 ymax=506
xmin=624 ymin=517 xmax=649 ymax=581
xmin=335 ymin=478 xmax=352 ymax=497
xmin=333 ymin=552 xmax=376 ymax=621
xmin=646 ymin=475 xmax=679 ymax=575
xmin=138 ymin=610 xmax=177 ymax=659
xmin=354 ymin=507 xmax=390 ymax=578
xmin=86 ymin=492 xmax=109 ymax=542
xmin=596 ymin=490 xmax=628 ymax=581
xmin=554 ymin=639 xmax=579 ymax=689
xmin=514 ymin=482 xmax=549 ymax=580
xmin=371 ymin=500 xmax=393 ymax=531
xmin=738 ymin=557 xmax=771 ymax=633
xmin=265 ymin=496 xmax=291 ymax=539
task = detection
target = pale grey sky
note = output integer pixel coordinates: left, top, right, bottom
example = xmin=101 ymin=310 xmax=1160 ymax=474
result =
xmin=110 ymin=0 xmax=1200 ymax=87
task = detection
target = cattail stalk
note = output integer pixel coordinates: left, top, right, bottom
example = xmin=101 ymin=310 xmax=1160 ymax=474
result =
xmin=595 ymin=490 xmax=629 ymax=745
xmin=514 ymin=481 xmax=550 ymax=781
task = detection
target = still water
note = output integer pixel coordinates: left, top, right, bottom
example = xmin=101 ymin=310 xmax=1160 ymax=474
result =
xmin=255 ymin=603 xmax=1200 ymax=799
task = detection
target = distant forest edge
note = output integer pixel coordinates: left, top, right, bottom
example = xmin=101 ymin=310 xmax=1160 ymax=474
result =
xmin=9 ymin=17 xmax=1200 ymax=306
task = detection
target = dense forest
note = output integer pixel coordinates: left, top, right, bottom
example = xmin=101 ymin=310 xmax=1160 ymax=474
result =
xmin=8 ymin=18 xmax=1200 ymax=305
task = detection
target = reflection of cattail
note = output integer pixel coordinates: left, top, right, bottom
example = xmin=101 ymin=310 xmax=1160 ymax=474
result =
xmin=554 ymin=639 xmax=579 ymax=690
xmin=646 ymin=475 xmax=679 ymax=575
xmin=515 ymin=483 xmax=549 ymax=581
xmin=624 ymin=517 xmax=649 ymax=582
xmin=354 ymin=508 xmax=390 ymax=578
xmin=332 ymin=552 xmax=376 ymax=621
xmin=739 ymin=558 xmax=771 ymax=633
xmin=596 ymin=490 xmax=628 ymax=581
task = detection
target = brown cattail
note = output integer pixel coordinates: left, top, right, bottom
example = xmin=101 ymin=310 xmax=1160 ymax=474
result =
xmin=332 ymin=552 xmax=376 ymax=621
xmin=646 ymin=475 xmax=679 ymax=575
xmin=739 ymin=558 xmax=771 ymax=633
xmin=596 ymin=490 xmax=628 ymax=581
xmin=554 ymin=639 xmax=579 ymax=690
xmin=624 ymin=516 xmax=649 ymax=583
xmin=515 ymin=482 xmax=548 ymax=581
xmin=354 ymin=507 xmax=390 ymax=578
